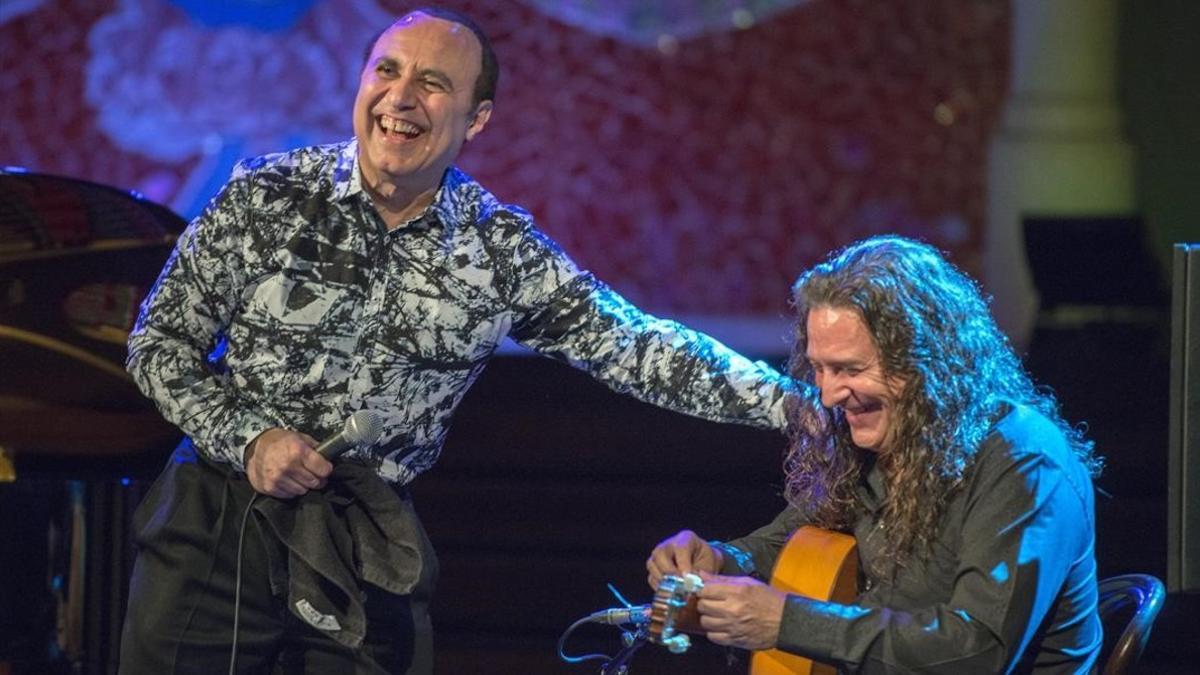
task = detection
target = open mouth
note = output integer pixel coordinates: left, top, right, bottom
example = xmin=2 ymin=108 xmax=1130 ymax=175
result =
xmin=843 ymin=404 xmax=881 ymax=425
xmin=378 ymin=115 xmax=423 ymax=140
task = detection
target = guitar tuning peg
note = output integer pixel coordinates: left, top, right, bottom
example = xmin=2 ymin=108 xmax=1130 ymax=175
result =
xmin=662 ymin=634 xmax=691 ymax=654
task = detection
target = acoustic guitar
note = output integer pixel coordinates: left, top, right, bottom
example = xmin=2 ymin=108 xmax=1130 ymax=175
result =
xmin=647 ymin=526 xmax=858 ymax=675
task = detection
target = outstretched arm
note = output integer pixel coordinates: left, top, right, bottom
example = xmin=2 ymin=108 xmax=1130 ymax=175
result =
xmin=500 ymin=219 xmax=801 ymax=430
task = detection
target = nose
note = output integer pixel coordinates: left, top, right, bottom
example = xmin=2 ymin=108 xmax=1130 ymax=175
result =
xmin=817 ymin=371 xmax=849 ymax=409
xmin=383 ymin=76 xmax=417 ymax=109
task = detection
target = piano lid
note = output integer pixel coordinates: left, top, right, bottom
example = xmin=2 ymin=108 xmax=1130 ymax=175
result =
xmin=1 ymin=171 xmax=186 ymax=461
xmin=1 ymin=167 xmax=184 ymax=260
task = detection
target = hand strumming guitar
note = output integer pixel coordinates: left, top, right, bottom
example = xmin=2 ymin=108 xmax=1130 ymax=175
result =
xmin=695 ymin=572 xmax=786 ymax=651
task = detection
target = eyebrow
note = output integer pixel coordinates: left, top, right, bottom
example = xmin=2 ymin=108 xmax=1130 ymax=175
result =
xmin=372 ymin=56 xmax=455 ymax=90
xmin=421 ymin=68 xmax=454 ymax=89
xmin=806 ymin=354 xmax=869 ymax=369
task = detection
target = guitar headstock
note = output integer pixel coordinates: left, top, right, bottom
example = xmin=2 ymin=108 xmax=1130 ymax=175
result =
xmin=646 ymin=573 xmax=704 ymax=653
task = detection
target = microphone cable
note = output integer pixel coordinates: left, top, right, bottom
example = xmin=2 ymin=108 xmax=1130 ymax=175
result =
xmin=556 ymin=614 xmax=616 ymax=665
xmin=228 ymin=492 xmax=259 ymax=675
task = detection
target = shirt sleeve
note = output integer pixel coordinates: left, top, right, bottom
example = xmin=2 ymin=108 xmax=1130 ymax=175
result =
xmin=126 ymin=165 xmax=278 ymax=470
xmin=718 ymin=507 xmax=809 ymax=578
xmin=773 ymin=442 xmax=1094 ymax=673
xmin=503 ymin=222 xmax=796 ymax=431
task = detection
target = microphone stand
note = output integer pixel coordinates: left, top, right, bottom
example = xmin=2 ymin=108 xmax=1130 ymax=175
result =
xmin=599 ymin=627 xmax=649 ymax=675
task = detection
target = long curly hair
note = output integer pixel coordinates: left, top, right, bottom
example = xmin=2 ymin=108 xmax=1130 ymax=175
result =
xmin=783 ymin=236 xmax=1101 ymax=572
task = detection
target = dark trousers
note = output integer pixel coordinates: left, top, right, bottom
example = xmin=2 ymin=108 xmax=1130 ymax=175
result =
xmin=118 ymin=450 xmax=437 ymax=674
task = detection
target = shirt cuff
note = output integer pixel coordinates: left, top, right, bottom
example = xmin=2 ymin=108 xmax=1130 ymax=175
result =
xmin=207 ymin=406 xmax=277 ymax=471
xmin=765 ymin=371 xmax=799 ymax=430
xmin=776 ymin=594 xmax=869 ymax=664
xmin=710 ymin=541 xmax=757 ymax=577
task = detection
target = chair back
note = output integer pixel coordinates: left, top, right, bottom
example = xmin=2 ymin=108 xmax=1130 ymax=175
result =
xmin=1097 ymin=574 xmax=1166 ymax=675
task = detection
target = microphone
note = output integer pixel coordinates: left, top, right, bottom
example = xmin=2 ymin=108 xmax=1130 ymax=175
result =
xmin=587 ymin=605 xmax=652 ymax=625
xmin=315 ymin=411 xmax=383 ymax=459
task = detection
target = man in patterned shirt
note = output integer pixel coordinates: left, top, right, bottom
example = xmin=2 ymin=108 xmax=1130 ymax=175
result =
xmin=118 ymin=7 xmax=792 ymax=674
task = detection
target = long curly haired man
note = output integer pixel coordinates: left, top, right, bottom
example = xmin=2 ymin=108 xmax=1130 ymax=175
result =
xmin=649 ymin=235 xmax=1105 ymax=673
xmin=783 ymin=235 xmax=1102 ymax=572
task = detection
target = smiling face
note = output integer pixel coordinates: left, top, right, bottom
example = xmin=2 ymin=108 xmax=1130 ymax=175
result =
xmin=806 ymin=305 xmax=906 ymax=454
xmin=353 ymin=13 xmax=492 ymax=204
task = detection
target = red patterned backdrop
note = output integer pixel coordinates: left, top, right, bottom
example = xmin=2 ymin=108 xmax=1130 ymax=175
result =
xmin=0 ymin=0 xmax=1009 ymax=321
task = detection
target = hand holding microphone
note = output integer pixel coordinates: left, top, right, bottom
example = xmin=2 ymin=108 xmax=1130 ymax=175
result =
xmin=315 ymin=410 xmax=384 ymax=459
xmin=246 ymin=411 xmax=382 ymax=498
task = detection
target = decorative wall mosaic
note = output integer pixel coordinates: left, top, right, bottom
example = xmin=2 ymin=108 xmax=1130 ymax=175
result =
xmin=0 ymin=0 xmax=1009 ymax=317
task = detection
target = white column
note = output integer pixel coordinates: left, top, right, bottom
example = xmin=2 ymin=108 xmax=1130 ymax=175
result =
xmin=984 ymin=0 xmax=1136 ymax=345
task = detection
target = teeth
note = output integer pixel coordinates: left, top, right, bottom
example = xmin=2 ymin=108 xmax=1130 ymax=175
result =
xmin=380 ymin=116 xmax=420 ymax=136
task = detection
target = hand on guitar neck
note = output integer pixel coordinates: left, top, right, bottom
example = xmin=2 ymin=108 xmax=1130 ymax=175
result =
xmin=646 ymin=530 xmax=724 ymax=588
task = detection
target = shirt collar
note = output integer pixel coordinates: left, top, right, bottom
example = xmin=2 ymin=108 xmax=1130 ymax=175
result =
xmin=331 ymin=139 xmax=360 ymax=203
xmin=334 ymin=139 xmax=477 ymax=233
xmin=857 ymin=454 xmax=887 ymax=512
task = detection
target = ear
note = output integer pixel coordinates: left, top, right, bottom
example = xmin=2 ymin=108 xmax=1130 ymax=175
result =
xmin=465 ymin=100 xmax=493 ymax=141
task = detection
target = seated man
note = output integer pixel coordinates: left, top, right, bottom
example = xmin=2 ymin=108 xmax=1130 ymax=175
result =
xmin=648 ymin=235 xmax=1103 ymax=673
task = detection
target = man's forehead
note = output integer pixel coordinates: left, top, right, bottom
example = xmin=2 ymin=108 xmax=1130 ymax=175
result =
xmin=806 ymin=306 xmax=876 ymax=356
xmin=808 ymin=305 xmax=866 ymax=333
xmin=380 ymin=12 xmax=479 ymax=51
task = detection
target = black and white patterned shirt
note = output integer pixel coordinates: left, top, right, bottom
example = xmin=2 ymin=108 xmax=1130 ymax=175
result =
xmin=128 ymin=140 xmax=792 ymax=485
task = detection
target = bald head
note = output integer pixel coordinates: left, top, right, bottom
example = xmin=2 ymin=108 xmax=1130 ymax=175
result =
xmin=364 ymin=7 xmax=498 ymax=106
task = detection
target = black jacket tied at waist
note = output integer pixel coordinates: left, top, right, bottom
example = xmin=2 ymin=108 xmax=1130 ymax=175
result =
xmin=252 ymin=460 xmax=427 ymax=648
xmin=143 ymin=439 xmax=430 ymax=650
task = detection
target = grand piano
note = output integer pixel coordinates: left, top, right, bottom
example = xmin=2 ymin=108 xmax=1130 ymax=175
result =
xmin=0 ymin=168 xmax=186 ymax=673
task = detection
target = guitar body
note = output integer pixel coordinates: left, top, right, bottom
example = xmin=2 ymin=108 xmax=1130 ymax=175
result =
xmin=749 ymin=526 xmax=859 ymax=675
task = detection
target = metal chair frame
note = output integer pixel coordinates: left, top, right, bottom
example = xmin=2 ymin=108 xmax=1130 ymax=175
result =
xmin=1096 ymin=574 xmax=1166 ymax=675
